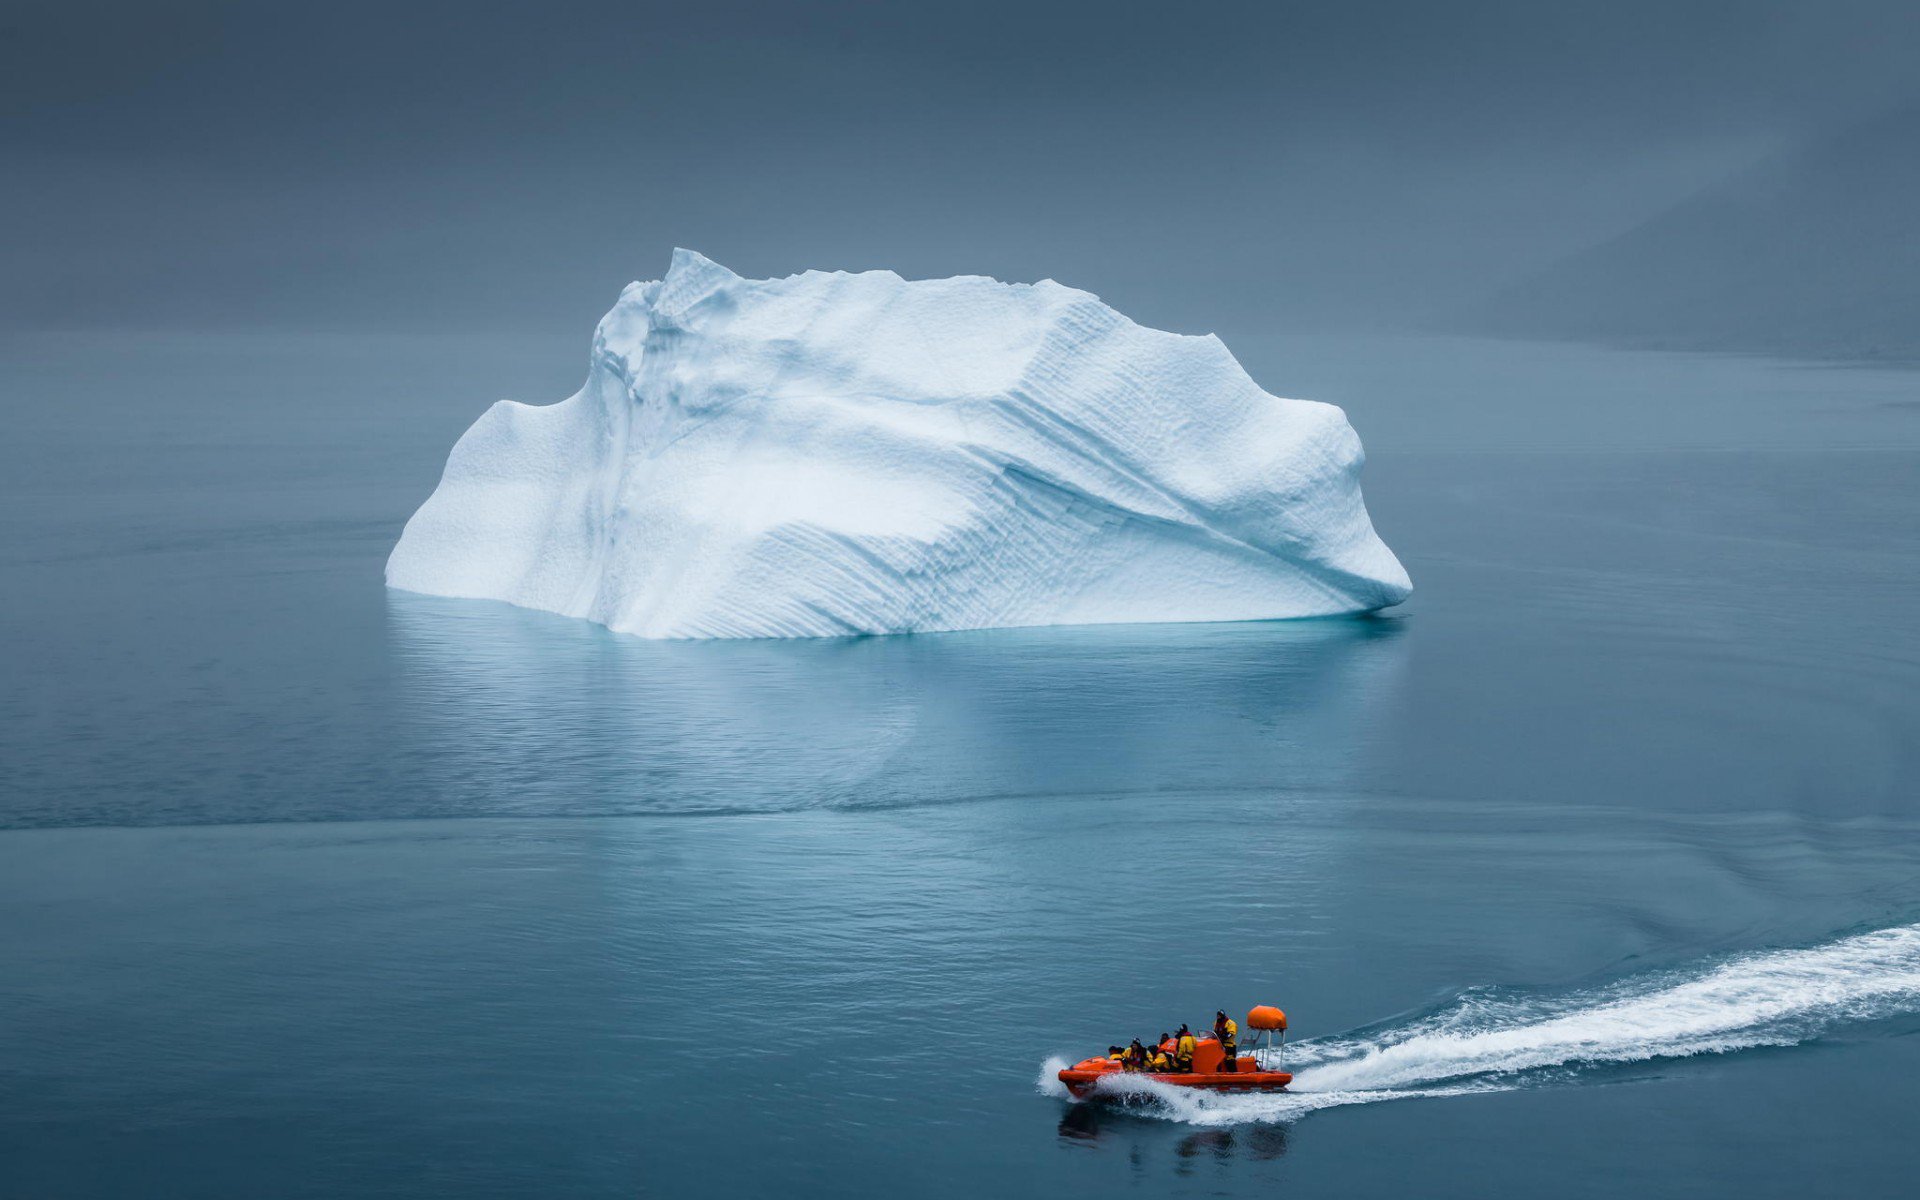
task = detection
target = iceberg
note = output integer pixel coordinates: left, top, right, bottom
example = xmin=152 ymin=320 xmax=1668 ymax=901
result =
xmin=387 ymin=250 xmax=1410 ymax=638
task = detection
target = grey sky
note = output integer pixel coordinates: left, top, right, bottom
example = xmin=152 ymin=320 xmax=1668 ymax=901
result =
xmin=6 ymin=0 xmax=1917 ymax=337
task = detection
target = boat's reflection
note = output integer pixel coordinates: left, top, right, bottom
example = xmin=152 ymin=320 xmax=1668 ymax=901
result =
xmin=1056 ymin=1101 xmax=1290 ymax=1163
xmin=1055 ymin=1102 xmax=1104 ymax=1142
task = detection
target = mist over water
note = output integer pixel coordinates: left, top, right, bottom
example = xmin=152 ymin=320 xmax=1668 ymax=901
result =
xmin=7 ymin=3 xmax=1918 ymax=351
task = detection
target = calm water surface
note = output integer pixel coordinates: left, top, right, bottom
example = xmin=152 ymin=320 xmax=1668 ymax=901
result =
xmin=2 ymin=331 xmax=1917 ymax=1197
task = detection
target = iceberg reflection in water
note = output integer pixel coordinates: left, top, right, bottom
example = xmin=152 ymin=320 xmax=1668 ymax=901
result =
xmin=384 ymin=592 xmax=1409 ymax=817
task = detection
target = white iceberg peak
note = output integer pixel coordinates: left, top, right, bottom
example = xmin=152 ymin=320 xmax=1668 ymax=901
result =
xmin=388 ymin=251 xmax=1410 ymax=638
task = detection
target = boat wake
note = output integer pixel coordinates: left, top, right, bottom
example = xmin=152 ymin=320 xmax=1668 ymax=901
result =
xmin=1039 ymin=921 xmax=1920 ymax=1126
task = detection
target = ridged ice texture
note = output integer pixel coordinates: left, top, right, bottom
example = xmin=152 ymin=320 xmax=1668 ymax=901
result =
xmin=386 ymin=250 xmax=1411 ymax=638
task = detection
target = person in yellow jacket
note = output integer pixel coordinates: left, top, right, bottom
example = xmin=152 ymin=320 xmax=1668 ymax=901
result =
xmin=1173 ymin=1024 xmax=1197 ymax=1072
xmin=1214 ymin=1010 xmax=1239 ymax=1065
xmin=1147 ymin=1046 xmax=1172 ymax=1072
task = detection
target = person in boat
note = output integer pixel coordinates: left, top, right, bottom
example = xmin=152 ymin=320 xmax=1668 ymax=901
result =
xmin=1126 ymin=1038 xmax=1149 ymax=1070
xmin=1215 ymin=1010 xmax=1239 ymax=1065
xmin=1146 ymin=1044 xmax=1172 ymax=1073
xmin=1174 ymin=1024 xmax=1197 ymax=1073
xmin=1107 ymin=1045 xmax=1125 ymax=1062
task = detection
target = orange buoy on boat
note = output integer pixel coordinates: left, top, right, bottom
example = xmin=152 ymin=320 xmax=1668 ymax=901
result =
xmin=1247 ymin=1005 xmax=1286 ymax=1031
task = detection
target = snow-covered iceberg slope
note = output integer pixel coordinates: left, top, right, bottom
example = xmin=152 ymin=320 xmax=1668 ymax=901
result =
xmin=387 ymin=250 xmax=1410 ymax=638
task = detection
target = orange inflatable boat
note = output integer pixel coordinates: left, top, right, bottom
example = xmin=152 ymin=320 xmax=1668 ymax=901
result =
xmin=1058 ymin=1006 xmax=1293 ymax=1098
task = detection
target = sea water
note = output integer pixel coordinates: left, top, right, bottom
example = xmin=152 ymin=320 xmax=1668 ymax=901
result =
xmin=1 ymin=330 xmax=1916 ymax=1197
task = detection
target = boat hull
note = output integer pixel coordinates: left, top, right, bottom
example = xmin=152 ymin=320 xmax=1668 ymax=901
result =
xmin=1057 ymin=1057 xmax=1293 ymax=1099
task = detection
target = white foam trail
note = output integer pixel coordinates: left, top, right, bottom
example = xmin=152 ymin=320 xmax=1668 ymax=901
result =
xmin=1043 ymin=922 xmax=1920 ymax=1126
